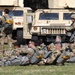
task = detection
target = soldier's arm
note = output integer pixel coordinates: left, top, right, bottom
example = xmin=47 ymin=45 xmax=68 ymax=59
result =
xmin=16 ymin=47 xmax=35 ymax=56
xmin=70 ymin=52 xmax=75 ymax=56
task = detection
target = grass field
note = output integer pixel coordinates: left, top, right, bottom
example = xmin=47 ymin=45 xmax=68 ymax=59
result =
xmin=0 ymin=63 xmax=75 ymax=75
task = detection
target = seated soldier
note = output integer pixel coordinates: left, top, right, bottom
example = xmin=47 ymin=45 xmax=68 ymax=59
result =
xmin=56 ymin=45 xmax=71 ymax=65
xmin=38 ymin=43 xmax=61 ymax=65
xmin=28 ymin=40 xmax=41 ymax=64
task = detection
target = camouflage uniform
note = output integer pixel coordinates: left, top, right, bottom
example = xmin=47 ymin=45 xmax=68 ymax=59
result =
xmin=41 ymin=43 xmax=70 ymax=65
xmin=38 ymin=43 xmax=61 ymax=65
xmin=2 ymin=45 xmax=42 ymax=66
xmin=0 ymin=47 xmax=31 ymax=66
xmin=1 ymin=14 xmax=12 ymax=33
xmin=29 ymin=46 xmax=41 ymax=64
xmin=44 ymin=50 xmax=61 ymax=65
xmin=0 ymin=11 xmax=13 ymax=49
xmin=1 ymin=14 xmax=9 ymax=23
xmin=66 ymin=44 xmax=75 ymax=63
xmin=37 ymin=43 xmax=48 ymax=58
xmin=67 ymin=56 xmax=75 ymax=63
xmin=56 ymin=46 xmax=71 ymax=65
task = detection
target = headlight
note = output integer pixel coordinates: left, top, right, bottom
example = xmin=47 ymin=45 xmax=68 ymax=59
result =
xmin=42 ymin=29 xmax=47 ymax=34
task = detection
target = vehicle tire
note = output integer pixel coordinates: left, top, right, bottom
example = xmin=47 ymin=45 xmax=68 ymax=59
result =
xmin=17 ymin=29 xmax=23 ymax=44
xmin=32 ymin=35 xmax=38 ymax=41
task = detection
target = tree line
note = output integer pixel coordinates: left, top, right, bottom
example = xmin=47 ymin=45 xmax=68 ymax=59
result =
xmin=23 ymin=0 xmax=48 ymax=11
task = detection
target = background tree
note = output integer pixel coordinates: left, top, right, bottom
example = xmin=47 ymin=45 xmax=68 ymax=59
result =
xmin=23 ymin=0 xmax=48 ymax=11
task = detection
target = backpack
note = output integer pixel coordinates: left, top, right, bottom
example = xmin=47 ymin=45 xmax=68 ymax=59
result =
xmin=3 ymin=15 xmax=13 ymax=25
xmin=30 ymin=50 xmax=41 ymax=64
xmin=3 ymin=15 xmax=13 ymax=35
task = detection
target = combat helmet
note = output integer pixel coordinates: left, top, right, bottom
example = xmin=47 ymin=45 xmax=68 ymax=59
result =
xmin=71 ymin=14 xmax=75 ymax=19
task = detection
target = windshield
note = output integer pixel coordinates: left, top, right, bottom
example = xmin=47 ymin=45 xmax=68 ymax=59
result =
xmin=0 ymin=10 xmax=2 ymax=16
xmin=39 ymin=13 xmax=59 ymax=20
xmin=63 ymin=13 xmax=72 ymax=20
xmin=9 ymin=10 xmax=23 ymax=16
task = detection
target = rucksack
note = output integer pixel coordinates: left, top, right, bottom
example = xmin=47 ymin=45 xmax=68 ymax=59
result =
xmin=30 ymin=50 xmax=41 ymax=64
xmin=3 ymin=15 xmax=13 ymax=35
xmin=3 ymin=15 xmax=13 ymax=25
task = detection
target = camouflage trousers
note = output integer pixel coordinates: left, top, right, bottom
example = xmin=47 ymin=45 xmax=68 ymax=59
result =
xmin=56 ymin=51 xmax=70 ymax=65
xmin=0 ymin=55 xmax=29 ymax=66
xmin=44 ymin=50 xmax=61 ymax=64
xmin=67 ymin=56 xmax=75 ymax=63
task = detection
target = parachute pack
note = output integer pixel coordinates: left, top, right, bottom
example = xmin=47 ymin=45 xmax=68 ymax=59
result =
xmin=3 ymin=15 xmax=13 ymax=35
xmin=3 ymin=16 xmax=13 ymax=25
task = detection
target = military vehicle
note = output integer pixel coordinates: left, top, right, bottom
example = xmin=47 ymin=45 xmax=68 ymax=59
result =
xmin=0 ymin=0 xmax=32 ymax=44
xmin=23 ymin=0 xmax=75 ymax=43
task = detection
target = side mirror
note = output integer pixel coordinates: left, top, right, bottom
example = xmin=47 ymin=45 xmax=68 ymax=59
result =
xmin=26 ymin=15 xmax=33 ymax=24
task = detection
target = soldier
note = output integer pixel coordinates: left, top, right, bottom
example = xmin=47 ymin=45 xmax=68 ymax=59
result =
xmin=0 ymin=44 xmax=31 ymax=66
xmin=1 ymin=9 xmax=13 ymax=34
xmin=39 ymin=36 xmax=67 ymax=65
xmin=37 ymin=43 xmax=61 ymax=65
xmin=56 ymin=45 xmax=72 ymax=65
xmin=0 ymin=46 xmax=30 ymax=66
xmin=42 ymin=44 xmax=71 ymax=65
xmin=0 ymin=40 xmax=41 ymax=66
xmin=66 ymin=44 xmax=75 ymax=63
xmin=43 ymin=44 xmax=61 ymax=65
xmin=43 ymin=36 xmax=62 ymax=65
xmin=28 ymin=40 xmax=41 ymax=64
xmin=0 ymin=9 xmax=13 ymax=50
xmin=69 ymin=14 xmax=75 ymax=42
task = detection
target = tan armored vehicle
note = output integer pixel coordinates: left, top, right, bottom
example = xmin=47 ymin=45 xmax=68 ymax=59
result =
xmin=0 ymin=0 xmax=32 ymax=44
xmin=23 ymin=0 xmax=75 ymax=43
xmin=23 ymin=9 xmax=75 ymax=43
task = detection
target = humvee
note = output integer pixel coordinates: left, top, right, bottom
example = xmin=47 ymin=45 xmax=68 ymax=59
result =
xmin=0 ymin=0 xmax=32 ymax=44
xmin=23 ymin=9 xmax=75 ymax=43
xmin=23 ymin=0 xmax=75 ymax=43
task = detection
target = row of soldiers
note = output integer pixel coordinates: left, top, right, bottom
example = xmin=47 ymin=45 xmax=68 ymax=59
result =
xmin=0 ymin=9 xmax=75 ymax=66
xmin=0 ymin=35 xmax=75 ymax=66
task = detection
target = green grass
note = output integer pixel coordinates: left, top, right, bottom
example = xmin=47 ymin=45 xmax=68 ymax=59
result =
xmin=0 ymin=63 xmax=75 ymax=75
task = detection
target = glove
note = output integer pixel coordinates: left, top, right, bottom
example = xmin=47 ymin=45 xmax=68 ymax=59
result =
xmin=62 ymin=55 xmax=70 ymax=60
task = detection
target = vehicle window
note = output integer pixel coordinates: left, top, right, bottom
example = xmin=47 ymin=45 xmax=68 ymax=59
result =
xmin=63 ymin=13 xmax=72 ymax=20
xmin=39 ymin=13 xmax=59 ymax=20
xmin=0 ymin=10 xmax=2 ymax=16
xmin=9 ymin=10 xmax=23 ymax=16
